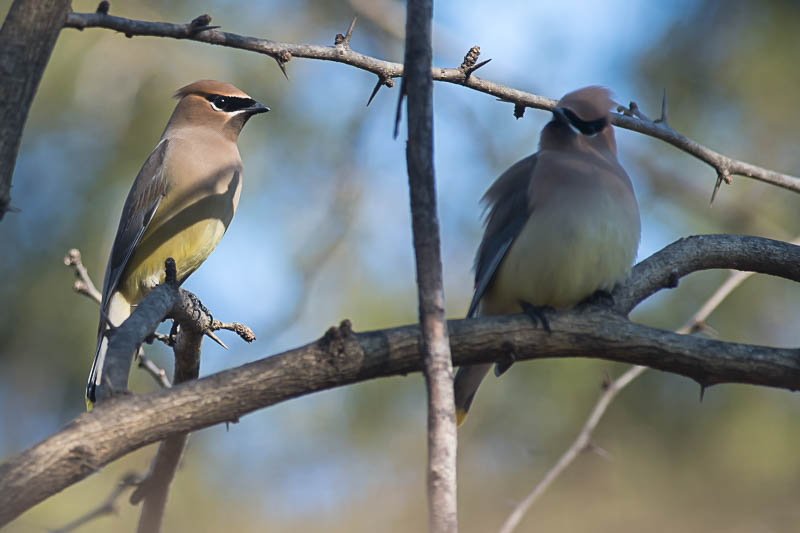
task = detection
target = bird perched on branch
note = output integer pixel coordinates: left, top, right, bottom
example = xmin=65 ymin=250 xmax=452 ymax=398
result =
xmin=454 ymin=86 xmax=640 ymax=425
xmin=86 ymin=80 xmax=269 ymax=409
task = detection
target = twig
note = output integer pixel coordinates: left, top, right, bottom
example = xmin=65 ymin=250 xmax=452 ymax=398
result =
xmin=49 ymin=472 xmax=141 ymax=533
xmin=65 ymin=248 xmax=173 ymax=390
xmin=61 ymin=11 xmax=800 ymax=196
xmin=497 ymin=237 xmax=785 ymax=533
xmin=497 ymin=365 xmax=646 ymax=533
xmin=403 ymin=1 xmax=458 ymax=531
xmin=63 ymin=248 xmax=101 ymax=304
xmin=137 ymin=352 xmax=171 ymax=389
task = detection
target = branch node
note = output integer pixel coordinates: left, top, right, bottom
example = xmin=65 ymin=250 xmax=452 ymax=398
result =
xmin=209 ymin=320 xmax=256 ymax=343
xmin=339 ymin=318 xmax=354 ymax=337
xmin=710 ymin=168 xmax=732 ymax=205
xmin=334 ymin=16 xmax=358 ymax=48
xmin=459 ymin=45 xmax=480 ymax=70
xmin=95 ymin=1 xmax=109 ymax=15
xmin=459 ymin=46 xmax=491 ymax=81
xmin=273 ymin=51 xmax=291 ymax=80
xmin=618 ymin=100 xmax=652 ymax=122
xmin=187 ymin=14 xmax=219 ymax=35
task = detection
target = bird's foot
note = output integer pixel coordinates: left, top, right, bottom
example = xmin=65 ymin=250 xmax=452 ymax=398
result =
xmin=519 ymin=300 xmax=553 ymax=333
xmin=579 ymin=289 xmax=615 ymax=309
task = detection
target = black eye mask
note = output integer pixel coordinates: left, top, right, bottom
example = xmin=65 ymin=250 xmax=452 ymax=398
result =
xmin=561 ymin=108 xmax=607 ymax=136
xmin=205 ymin=94 xmax=257 ymax=113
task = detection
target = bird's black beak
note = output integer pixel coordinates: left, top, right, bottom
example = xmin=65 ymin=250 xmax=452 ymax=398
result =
xmin=246 ymin=102 xmax=270 ymax=115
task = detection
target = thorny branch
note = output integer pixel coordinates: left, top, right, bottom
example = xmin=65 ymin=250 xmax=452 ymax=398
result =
xmin=61 ymin=9 xmax=800 ymax=198
xmin=59 ymin=254 xmax=253 ymax=532
xmin=4 ymin=234 xmax=800 ymax=527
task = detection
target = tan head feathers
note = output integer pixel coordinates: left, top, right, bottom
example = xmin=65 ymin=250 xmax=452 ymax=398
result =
xmin=556 ymin=86 xmax=615 ymax=122
xmin=174 ymin=80 xmax=251 ymax=99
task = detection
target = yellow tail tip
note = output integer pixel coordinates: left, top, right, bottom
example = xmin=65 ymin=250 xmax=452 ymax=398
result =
xmin=85 ymin=396 xmax=94 ymax=412
xmin=456 ymin=408 xmax=468 ymax=427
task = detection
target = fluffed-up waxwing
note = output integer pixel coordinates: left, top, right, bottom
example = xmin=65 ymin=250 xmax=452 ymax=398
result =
xmin=86 ymin=80 xmax=269 ymax=409
xmin=454 ymin=86 xmax=641 ymax=426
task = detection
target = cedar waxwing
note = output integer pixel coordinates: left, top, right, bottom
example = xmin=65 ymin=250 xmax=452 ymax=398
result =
xmin=86 ymin=80 xmax=269 ymax=408
xmin=454 ymin=86 xmax=640 ymax=425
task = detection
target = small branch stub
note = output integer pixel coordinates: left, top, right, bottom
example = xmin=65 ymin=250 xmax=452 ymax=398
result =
xmin=188 ymin=14 xmax=219 ymax=35
xmin=459 ymin=45 xmax=491 ymax=81
xmin=334 ymin=17 xmax=358 ymax=48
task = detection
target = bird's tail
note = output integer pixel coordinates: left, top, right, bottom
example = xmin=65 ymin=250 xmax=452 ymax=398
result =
xmin=86 ymin=293 xmax=131 ymax=410
xmin=453 ymin=363 xmax=492 ymax=426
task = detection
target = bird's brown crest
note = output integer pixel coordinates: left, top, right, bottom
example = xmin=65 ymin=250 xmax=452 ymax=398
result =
xmin=557 ymin=86 xmax=615 ymax=122
xmin=174 ymin=80 xmax=251 ymax=99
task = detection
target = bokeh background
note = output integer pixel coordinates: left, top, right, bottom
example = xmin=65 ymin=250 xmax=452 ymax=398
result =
xmin=2 ymin=1 xmax=800 ymax=531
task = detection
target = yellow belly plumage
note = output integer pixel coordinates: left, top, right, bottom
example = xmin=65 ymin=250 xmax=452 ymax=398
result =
xmin=118 ymin=216 xmax=227 ymax=304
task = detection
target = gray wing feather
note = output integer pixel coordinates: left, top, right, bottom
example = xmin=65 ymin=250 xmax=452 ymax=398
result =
xmin=98 ymin=138 xmax=170 ymax=317
xmin=467 ymin=154 xmax=537 ymax=318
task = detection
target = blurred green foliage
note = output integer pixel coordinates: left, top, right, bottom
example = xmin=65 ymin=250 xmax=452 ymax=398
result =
xmin=2 ymin=0 xmax=800 ymax=532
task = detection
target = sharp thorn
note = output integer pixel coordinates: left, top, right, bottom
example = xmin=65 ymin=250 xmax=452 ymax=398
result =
xmin=367 ymin=77 xmax=382 ymax=106
xmin=204 ymin=329 xmax=228 ymax=350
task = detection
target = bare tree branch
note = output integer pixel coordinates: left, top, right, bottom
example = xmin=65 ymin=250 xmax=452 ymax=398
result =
xmin=497 ymin=235 xmax=782 ymax=533
xmin=64 ymin=248 xmax=102 ymax=304
xmin=58 ymin=256 xmax=251 ymax=532
xmin=3 ymin=234 xmax=800 ymax=528
xmin=0 ymin=0 xmax=72 ymax=220
xmin=402 ymin=0 xmax=458 ymax=531
xmin=613 ymin=234 xmax=800 ymax=315
xmin=60 ymin=10 xmax=800 ymax=197
xmin=497 ymin=364 xmax=646 ymax=533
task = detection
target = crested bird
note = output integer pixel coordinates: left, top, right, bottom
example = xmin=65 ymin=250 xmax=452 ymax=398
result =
xmin=454 ymin=86 xmax=640 ymax=426
xmin=86 ymin=80 xmax=269 ymax=408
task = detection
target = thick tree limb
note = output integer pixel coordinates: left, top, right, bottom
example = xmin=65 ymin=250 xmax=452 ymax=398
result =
xmin=402 ymin=0 xmax=458 ymax=531
xmin=0 ymin=0 xmax=72 ymax=220
xmin=61 ymin=11 xmax=800 ymax=197
xmin=2 ymin=235 xmax=800 ymax=527
xmin=614 ymin=234 xmax=800 ymax=314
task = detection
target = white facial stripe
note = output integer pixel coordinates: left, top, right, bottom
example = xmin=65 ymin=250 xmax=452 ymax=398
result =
xmin=564 ymin=120 xmax=582 ymax=135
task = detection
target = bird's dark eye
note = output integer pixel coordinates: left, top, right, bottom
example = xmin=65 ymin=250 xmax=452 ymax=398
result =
xmin=561 ymin=108 xmax=607 ymax=136
xmin=205 ymin=94 xmax=256 ymax=113
xmin=206 ymin=95 xmax=228 ymax=111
